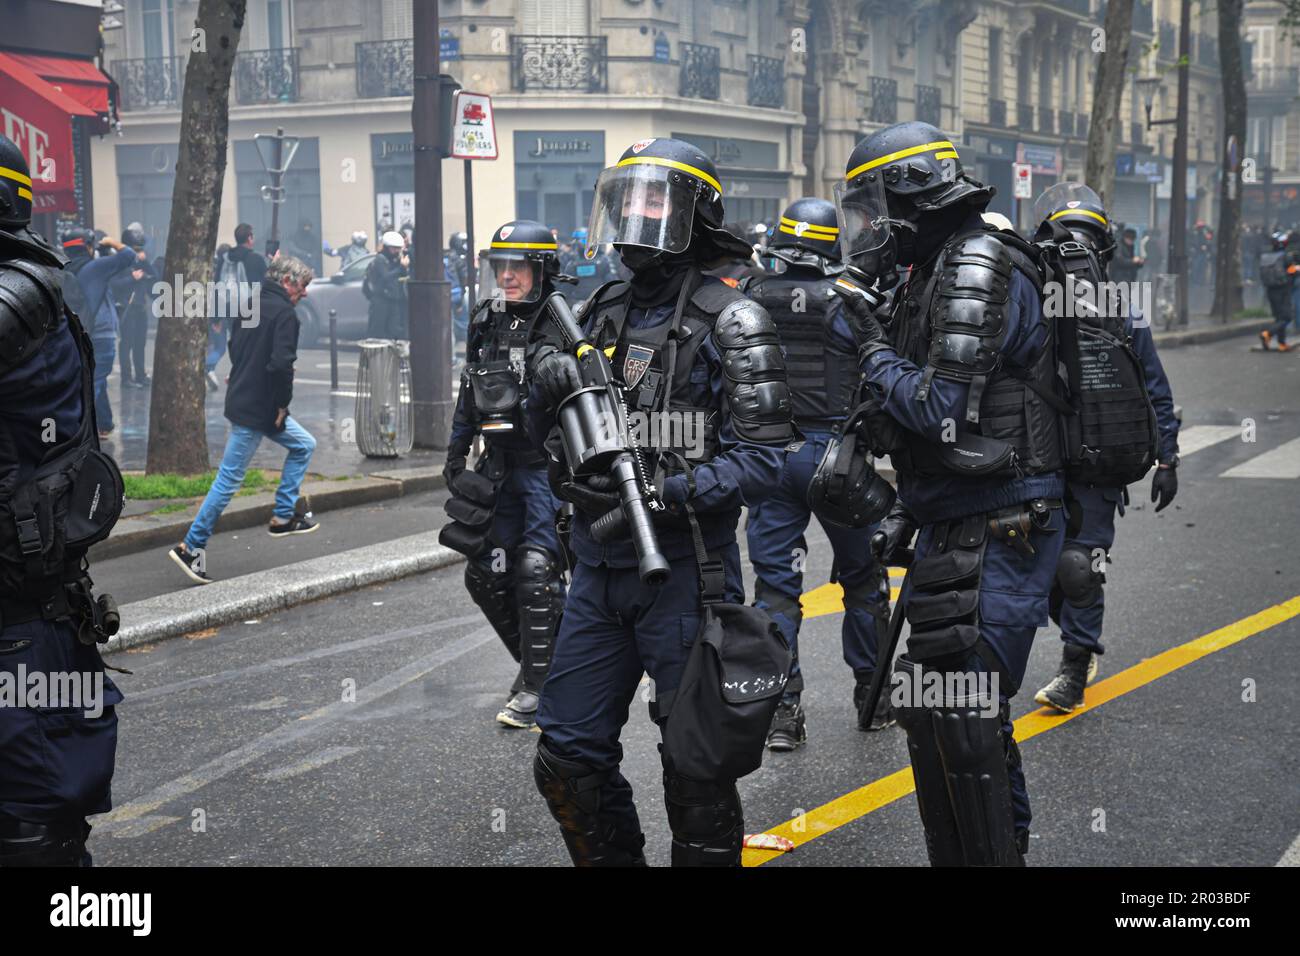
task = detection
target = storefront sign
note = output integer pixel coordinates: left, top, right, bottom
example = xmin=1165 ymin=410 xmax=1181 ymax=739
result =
xmin=1016 ymin=143 xmax=1061 ymax=176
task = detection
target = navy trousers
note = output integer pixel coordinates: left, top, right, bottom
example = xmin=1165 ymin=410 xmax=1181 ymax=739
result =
xmin=1051 ymin=482 xmax=1122 ymax=655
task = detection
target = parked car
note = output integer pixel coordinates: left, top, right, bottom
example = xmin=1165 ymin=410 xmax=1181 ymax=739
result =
xmin=295 ymin=252 xmax=376 ymax=346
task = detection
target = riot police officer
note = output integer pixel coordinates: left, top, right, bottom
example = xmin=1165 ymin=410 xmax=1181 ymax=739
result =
xmin=741 ymin=197 xmax=891 ymax=750
xmin=528 ymin=137 xmax=795 ymax=866
xmin=0 ymin=134 xmax=123 ymax=866
xmin=1029 ymin=184 xmax=1180 ymax=713
xmin=833 ymin=122 xmax=1067 ymax=865
xmin=444 ymin=220 xmax=567 ymax=728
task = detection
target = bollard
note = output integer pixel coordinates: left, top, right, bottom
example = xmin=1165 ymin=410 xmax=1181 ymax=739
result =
xmin=329 ymin=309 xmax=339 ymax=391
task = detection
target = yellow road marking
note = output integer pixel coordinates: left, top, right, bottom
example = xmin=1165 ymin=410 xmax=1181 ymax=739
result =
xmin=742 ymin=593 xmax=1300 ymax=865
xmin=800 ymin=572 xmax=905 ymax=620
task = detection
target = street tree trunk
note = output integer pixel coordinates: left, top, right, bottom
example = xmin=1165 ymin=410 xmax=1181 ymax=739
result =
xmin=1212 ymin=0 xmax=1248 ymax=320
xmin=145 ymin=0 xmax=247 ymax=475
xmin=1084 ymin=0 xmax=1136 ymax=208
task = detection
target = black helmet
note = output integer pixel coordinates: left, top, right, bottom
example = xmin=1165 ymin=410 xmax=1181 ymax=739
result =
xmin=843 ymin=122 xmax=992 ymax=220
xmin=0 ymin=134 xmax=33 ymax=229
xmin=1271 ymin=231 xmax=1289 ymax=251
xmin=1032 ymin=182 xmax=1115 ymax=264
xmin=587 ymin=137 xmax=751 ymax=264
xmin=807 ymin=422 xmax=896 ymax=529
xmin=60 ymin=226 xmax=95 ymax=260
xmin=768 ymin=197 xmax=843 ymax=274
xmin=483 ymin=219 xmax=559 ymax=308
xmin=122 ymin=223 xmax=147 ymax=250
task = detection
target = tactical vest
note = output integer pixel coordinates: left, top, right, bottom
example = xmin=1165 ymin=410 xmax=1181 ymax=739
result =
xmin=463 ymin=298 xmax=542 ymax=457
xmin=889 ymin=230 xmax=1063 ymax=481
xmin=744 ymin=272 xmax=857 ymax=429
xmin=583 ymin=278 xmax=727 ymax=475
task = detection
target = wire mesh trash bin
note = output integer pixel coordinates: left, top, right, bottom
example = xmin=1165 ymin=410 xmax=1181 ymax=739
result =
xmin=355 ymin=338 xmax=413 ymax=458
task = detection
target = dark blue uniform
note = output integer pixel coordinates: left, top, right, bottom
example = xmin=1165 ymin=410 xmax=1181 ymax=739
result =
xmin=0 ymin=310 xmax=121 ymax=864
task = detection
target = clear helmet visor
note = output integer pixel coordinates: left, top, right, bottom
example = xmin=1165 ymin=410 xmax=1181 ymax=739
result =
xmin=483 ymin=252 xmax=545 ymax=305
xmin=1032 ymin=182 xmax=1104 ymax=227
xmin=586 ymin=163 xmax=698 ymax=258
xmin=833 ymin=175 xmax=893 ymax=269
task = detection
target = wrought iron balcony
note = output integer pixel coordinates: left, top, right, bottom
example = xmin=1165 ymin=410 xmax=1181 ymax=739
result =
xmin=747 ymin=54 xmax=784 ymax=109
xmin=868 ymin=76 xmax=898 ymax=124
xmin=111 ymin=56 xmax=184 ymax=111
xmin=1058 ymin=109 xmax=1075 ymax=137
xmin=356 ymin=38 xmax=413 ymax=98
xmin=1017 ymin=103 xmax=1034 ymax=130
xmin=916 ymin=84 xmax=940 ymax=127
xmin=989 ymin=98 xmax=1007 ymax=127
xmin=511 ymin=35 xmax=607 ymax=93
xmin=680 ymin=42 xmax=720 ymax=100
xmin=235 ymin=48 xmax=299 ymax=105
xmin=1038 ymin=105 xmax=1055 ymax=134
xmin=1158 ymin=22 xmax=1176 ymax=60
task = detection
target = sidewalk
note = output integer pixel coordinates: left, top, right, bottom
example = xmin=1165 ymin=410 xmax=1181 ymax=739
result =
xmin=1150 ymin=312 xmax=1272 ymax=349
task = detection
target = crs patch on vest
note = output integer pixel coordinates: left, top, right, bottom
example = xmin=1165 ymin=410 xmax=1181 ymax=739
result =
xmin=623 ymin=344 xmax=655 ymax=389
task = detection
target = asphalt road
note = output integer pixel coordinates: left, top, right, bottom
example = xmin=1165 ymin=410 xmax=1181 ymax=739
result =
xmin=93 ymin=339 xmax=1300 ymax=866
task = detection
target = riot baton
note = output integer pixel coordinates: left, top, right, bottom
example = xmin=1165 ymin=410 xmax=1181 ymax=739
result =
xmin=858 ymin=547 xmax=915 ymax=728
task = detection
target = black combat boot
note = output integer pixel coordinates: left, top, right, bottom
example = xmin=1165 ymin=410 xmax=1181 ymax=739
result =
xmin=1034 ymin=643 xmax=1093 ymax=713
xmin=765 ymin=697 xmax=807 ymax=751
xmin=854 ymin=675 xmax=896 ymax=731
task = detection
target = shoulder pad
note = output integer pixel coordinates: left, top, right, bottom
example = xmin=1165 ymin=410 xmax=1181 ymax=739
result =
xmin=690 ymin=277 xmax=747 ymax=316
xmin=574 ymin=279 xmax=628 ymax=321
xmin=713 ymin=296 xmax=780 ymax=350
xmin=0 ymin=259 xmax=63 ymax=371
xmin=991 ymin=230 xmax=1047 ymax=292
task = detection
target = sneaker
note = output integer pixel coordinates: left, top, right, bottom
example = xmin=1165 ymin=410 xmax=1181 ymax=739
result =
xmin=267 ymin=513 xmax=318 ymax=536
xmin=1279 ymin=342 xmax=1293 ymax=353
xmin=97 ymin=428 xmax=114 ymax=441
xmin=1259 ymin=330 xmax=1272 ymax=350
xmin=496 ymin=690 xmax=539 ymax=728
xmin=1034 ymin=644 xmax=1092 ymax=713
xmin=765 ymin=699 xmax=807 ymax=751
xmin=136 ymin=375 xmax=151 ymax=386
xmin=206 ymin=370 xmax=220 ymax=392
xmin=168 ymin=544 xmax=212 ymax=585
xmin=854 ymin=678 xmax=896 ymax=731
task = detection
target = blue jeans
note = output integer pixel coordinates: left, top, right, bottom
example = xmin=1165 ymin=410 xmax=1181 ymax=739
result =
xmin=206 ymin=322 xmax=228 ymax=372
xmin=91 ymin=334 xmax=116 ymax=432
xmin=184 ymin=417 xmax=317 ymax=552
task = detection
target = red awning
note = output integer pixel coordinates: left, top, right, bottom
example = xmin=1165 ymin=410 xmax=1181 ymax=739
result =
xmin=0 ymin=51 xmax=96 ymax=214
xmin=6 ymin=52 xmax=113 ymax=116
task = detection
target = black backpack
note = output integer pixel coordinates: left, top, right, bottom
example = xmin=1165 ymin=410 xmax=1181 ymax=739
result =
xmin=1260 ymin=250 xmax=1291 ymax=289
xmin=1036 ymin=229 xmax=1158 ymax=487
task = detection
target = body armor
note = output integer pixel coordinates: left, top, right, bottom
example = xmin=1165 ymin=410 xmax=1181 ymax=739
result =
xmin=744 ymin=271 xmax=857 ymax=429
xmin=463 ymin=298 xmax=546 ymax=461
xmin=890 ymin=230 xmax=1063 ymax=480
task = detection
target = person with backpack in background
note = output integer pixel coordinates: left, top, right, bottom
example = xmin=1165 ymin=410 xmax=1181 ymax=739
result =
xmin=213 ymin=224 xmax=268 ymax=389
xmin=60 ymin=227 xmax=145 ymax=439
xmin=1259 ymin=231 xmax=1296 ymax=351
xmin=364 ymin=231 xmax=409 ymax=339
xmin=325 ymin=230 xmax=370 ymax=271
xmin=1030 ymin=184 xmax=1177 ymax=713
xmin=110 ymin=224 xmax=154 ymax=388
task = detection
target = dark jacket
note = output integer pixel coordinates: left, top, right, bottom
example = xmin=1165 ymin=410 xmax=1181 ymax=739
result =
xmin=224 ymin=279 xmax=299 ymax=433
xmin=365 ymin=251 xmax=408 ymax=338
xmin=226 ymin=243 xmax=268 ymax=285
xmin=110 ymin=256 xmax=157 ymax=323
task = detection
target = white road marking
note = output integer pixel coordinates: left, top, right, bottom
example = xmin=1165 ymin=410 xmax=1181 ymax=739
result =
xmin=1176 ymin=425 xmax=1241 ymax=457
xmin=107 ymin=815 xmax=182 ymax=840
xmin=1221 ymin=436 xmax=1300 ymax=479
xmin=260 ymin=746 xmax=361 ymax=782
xmin=1276 ymin=830 xmax=1300 ymax=866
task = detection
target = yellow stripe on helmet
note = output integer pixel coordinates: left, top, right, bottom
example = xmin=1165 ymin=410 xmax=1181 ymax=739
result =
xmin=17 ymin=187 xmax=33 ymax=201
xmin=934 ymin=150 xmax=959 ymax=160
xmin=490 ymin=241 xmax=557 ymax=250
xmin=1049 ymin=208 xmax=1108 ymax=227
xmin=616 ymin=155 xmax=722 ymax=194
xmin=1 ymin=166 xmax=33 ymax=188
xmin=845 ymin=140 xmax=958 ymax=180
xmin=779 ymin=217 xmax=839 ymax=237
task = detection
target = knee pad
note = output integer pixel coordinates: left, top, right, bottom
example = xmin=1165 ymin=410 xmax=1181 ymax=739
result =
xmin=754 ymin=577 xmax=802 ymax=629
xmin=515 ymin=547 xmax=565 ymax=684
xmin=0 ymin=817 xmax=89 ymax=868
xmin=534 ymin=741 xmax=645 ymax=867
xmin=662 ymin=771 xmax=743 ymax=867
xmin=1056 ymin=543 xmax=1103 ymax=608
xmin=465 ymin=557 xmax=520 ymax=660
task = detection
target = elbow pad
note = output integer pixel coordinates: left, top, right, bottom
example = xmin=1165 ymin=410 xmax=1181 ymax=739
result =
xmin=714 ymin=298 xmax=794 ymax=445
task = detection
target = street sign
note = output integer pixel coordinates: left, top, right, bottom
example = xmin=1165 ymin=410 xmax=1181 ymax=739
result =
xmin=1013 ymin=162 xmax=1033 ymax=199
xmin=450 ymin=91 xmax=498 ymax=160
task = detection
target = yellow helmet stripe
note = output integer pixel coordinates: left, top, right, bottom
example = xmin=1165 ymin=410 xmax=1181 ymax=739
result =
xmin=779 ymin=217 xmax=839 ymax=236
xmin=17 ymin=187 xmax=32 ymax=201
xmin=1049 ymin=208 xmax=1108 ymax=227
xmin=1 ymin=166 xmax=33 ymax=188
xmin=845 ymin=140 xmax=958 ymax=180
xmin=490 ymin=241 xmax=557 ymax=250
xmin=778 ymin=225 xmax=838 ymax=240
xmin=934 ymin=150 xmax=959 ymax=160
xmin=616 ymin=155 xmax=722 ymax=194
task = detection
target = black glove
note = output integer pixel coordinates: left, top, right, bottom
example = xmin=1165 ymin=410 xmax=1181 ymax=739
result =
xmin=444 ymin=449 xmax=468 ymax=487
xmin=535 ymin=348 xmax=583 ymax=408
xmin=830 ymin=277 xmax=892 ymax=361
xmin=561 ymin=472 xmax=620 ymax=518
xmin=870 ymin=501 xmax=917 ymax=564
xmin=1150 ymin=463 xmax=1178 ymax=512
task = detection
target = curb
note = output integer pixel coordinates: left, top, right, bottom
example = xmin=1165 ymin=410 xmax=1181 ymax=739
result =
xmin=91 ymin=467 xmax=446 ymax=562
xmin=1151 ymin=319 xmax=1271 ymax=349
xmin=106 ymin=531 xmax=463 ymax=652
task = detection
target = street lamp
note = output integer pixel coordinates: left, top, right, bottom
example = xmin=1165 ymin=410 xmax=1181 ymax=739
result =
xmin=253 ymin=127 xmax=300 ymax=255
xmin=1135 ymin=76 xmax=1175 ymax=130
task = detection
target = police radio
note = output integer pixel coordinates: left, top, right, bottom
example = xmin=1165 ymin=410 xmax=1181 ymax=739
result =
xmin=544 ymin=292 xmax=670 ymax=587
